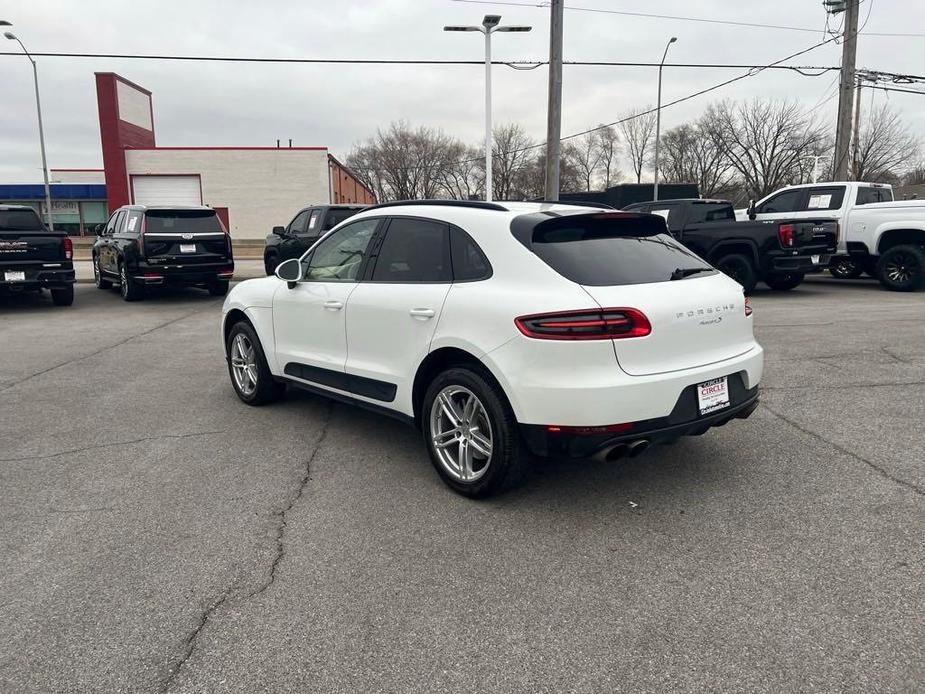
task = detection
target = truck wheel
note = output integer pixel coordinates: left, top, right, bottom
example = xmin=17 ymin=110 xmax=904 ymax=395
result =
xmin=829 ymin=257 xmax=863 ymax=279
xmin=264 ymin=252 xmax=279 ymax=276
xmin=51 ymin=285 xmax=74 ymax=306
xmin=714 ymin=253 xmax=758 ymax=294
xmin=208 ymin=280 xmax=229 ymax=297
xmin=93 ymin=256 xmax=112 ymax=289
xmin=119 ymin=263 xmax=144 ymax=302
xmin=764 ymin=273 xmax=804 ymax=291
xmin=876 ymin=245 xmax=925 ymax=292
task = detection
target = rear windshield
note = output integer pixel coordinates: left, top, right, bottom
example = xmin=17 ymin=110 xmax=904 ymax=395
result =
xmin=144 ymin=209 xmax=222 ymax=233
xmin=0 ymin=209 xmax=44 ymax=231
xmin=529 ymin=214 xmax=714 ymax=286
xmin=323 ymin=208 xmax=361 ymax=231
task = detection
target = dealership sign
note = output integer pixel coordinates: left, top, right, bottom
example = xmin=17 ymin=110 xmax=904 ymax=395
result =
xmin=40 ymin=200 xmax=79 ymax=215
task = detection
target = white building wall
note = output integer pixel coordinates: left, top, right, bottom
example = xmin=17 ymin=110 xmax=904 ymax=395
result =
xmin=124 ymin=149 xmax=331 ymax=239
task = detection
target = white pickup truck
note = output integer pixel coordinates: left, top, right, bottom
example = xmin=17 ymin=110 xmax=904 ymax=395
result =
xmin=737 ymin=181 xmax=925 ymax=291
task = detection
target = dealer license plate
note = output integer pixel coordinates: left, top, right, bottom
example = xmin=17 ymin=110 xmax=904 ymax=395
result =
xmin=180 ymin=243 xmax=196 ymax=253
xmin=4 ymin=271 xmax=25 ymax=282
xmin=697 ymin=377 xmax=730 ymax=416
xmin=811 ymin=254 xmax=820 ymax=264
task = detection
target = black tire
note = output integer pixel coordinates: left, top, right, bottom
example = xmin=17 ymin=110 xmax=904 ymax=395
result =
xmin=421 ymin=366 xmax=527 ymax=498
xmin=93 ymin=255 xmax=113 ymax=289
xmin=714 ymin=253 xmax=758 ymax=294
xmin=50 ymin=285 xmax=74 ymax=306
xmin=764 ymin=272 xmax=804 ymax=291
xmin=264 ymin=252 xmax=279 ymax=276
xmin=208 ymin=280 xmax=230 ymax=297
xmin=876 ymin=244 xmax=925 ymax=292
xmin=829 ymin=256 xmax=863 ymax=279
xmin=226 ymin=320 xmax=286 ymax=405
xmin=119 ymin=262 xmax=145 ymax=301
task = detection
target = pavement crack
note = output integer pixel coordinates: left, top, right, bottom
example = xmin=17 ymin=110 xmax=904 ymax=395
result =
xmin=761 ymin=402 xmax=923 ymax=497
xmin=0 ymin=305 xmax=219 ymax=394
xmin=0 ymin=430 xmax=228 ymax=463
xmin=158 ymin=404 xmax=334 ymax=692
xmin=881 ymin=345 xmax=912 ymax=364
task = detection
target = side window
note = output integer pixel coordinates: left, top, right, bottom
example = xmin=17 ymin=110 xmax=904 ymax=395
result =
xmin=305 ymin=210 xmax=322 ymax=235
xmin=104 ymin=211 xmax=121 ymax=235
xmin=287 ymin=210 xmax=310 ymax=235
xmin=856 ymin=187 xmax=891 ymax=205
xmin=303 ymin=218 xmax=378 ymax=282
xmin=803 ymin=186 xmax=845 ymax=211
xmin=757 ymin=189 xmax=802 ymax=214
xmin=450 ymin=228 xmax=492 ymax=281
xmin=125 ymin=211 xmax=143 ymax=235
xmin=370 ymin=217 xmax=451 ymax=283
xmin=112 ymin=210 xmax=127 ymax=235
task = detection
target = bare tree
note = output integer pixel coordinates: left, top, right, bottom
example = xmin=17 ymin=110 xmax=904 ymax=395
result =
xmin=565 ymin=131 xmax=603 ymax=191
xmin=660 ymin=118 xmax=737 ymax=198
xmin=520 ymin=145 xmax=583 ymax=198
xmin=440 ymin=143 xmax=484 ymax=200
xmin=346 ymin=121 xmax=462 ymax=201
xmin=492 ymin=123 xmax=538 ymax=200
xmin=706 ymin=99 xmax=829 ymax=198
xmin=851 ymin=103 xmax=921 ymax=183
xmin=618 ymin=107 xmax=657 ymax=184
xmin=595 ymin=125 xmax=621 ymax=189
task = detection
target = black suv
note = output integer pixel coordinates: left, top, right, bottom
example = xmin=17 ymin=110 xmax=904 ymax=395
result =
xmin=92 ymin=206 xmax=234 ymax=301
xmin=0 ymin=205 xmax=75 ymax=305
xmin=263 ymin=204 xmax=366 ymax=274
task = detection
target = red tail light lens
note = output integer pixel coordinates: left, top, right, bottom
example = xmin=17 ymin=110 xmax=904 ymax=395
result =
xmin=62 ymin=236 xmax=73 ymax=260
xmin=778 ymin=223 xmax=795 ymax=248
xmin=515 ymin=308 xmax=651 ymax=340
xmin=744 ymin=297 xmax=753 ymax=317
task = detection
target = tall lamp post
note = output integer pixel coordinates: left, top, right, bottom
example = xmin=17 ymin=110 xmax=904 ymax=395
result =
xmin=445 ymin=15 xmax=531 ymax=202
xmin=3 ymin=23 xmax=54 ymax=230
xmin=652 ymin=36 xmax=677 ymax=202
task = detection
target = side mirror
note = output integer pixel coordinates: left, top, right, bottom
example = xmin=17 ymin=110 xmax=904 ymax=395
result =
xmin=747 ymin=199 xmax=757 ymax=221
xmin=94 ymin=224 xmax=105 ymax=236
xmin=272 ymin=225 xmax=288 ymax=237
xmin=275 ymin=258 xmax=303 ymax=288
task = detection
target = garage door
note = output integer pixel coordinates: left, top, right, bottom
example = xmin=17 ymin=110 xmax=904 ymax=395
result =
xmin=131 ymin=175 xmax=202 ymax=206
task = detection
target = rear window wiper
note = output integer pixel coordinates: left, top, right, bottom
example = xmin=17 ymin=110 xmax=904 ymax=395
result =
xmin=670 ymin=267 xmax=713 ymax=280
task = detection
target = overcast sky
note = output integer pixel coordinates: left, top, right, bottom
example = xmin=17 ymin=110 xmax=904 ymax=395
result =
xmin=1 ymin=0 xmax=923 ymax=183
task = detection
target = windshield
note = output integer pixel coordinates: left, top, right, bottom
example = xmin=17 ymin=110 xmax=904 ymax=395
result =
xmin=529 ymin=214 xmax=714 ymax=286
xmin=0 ymin=209 xmax=44 ymax=231
xmin=144 ymin=209 xmax=223 ymax=233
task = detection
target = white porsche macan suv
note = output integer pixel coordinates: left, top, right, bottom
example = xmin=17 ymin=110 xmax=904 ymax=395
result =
xmin=222 ymin=200 xmax=764 ymax=497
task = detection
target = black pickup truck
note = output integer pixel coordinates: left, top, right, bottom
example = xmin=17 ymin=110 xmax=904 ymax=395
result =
xmin=0 ymin=205 xmax=75 ymax=306
xmin=623 ymin=198 xmax=839 ymax=292
xmin=264 ymin=204 xmax=366 ymax=274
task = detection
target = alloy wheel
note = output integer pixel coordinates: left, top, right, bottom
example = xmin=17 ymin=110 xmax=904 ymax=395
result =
xmin=885 ymin=252 xmax=917 ymax=284
xmin=230 ymin=333 xmax=259 ymax=396
xmin=429 ymin=385 xmax=493 ymax=483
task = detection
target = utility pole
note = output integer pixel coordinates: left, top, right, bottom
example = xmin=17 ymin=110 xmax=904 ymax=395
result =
xmin=832 ymin=0 xmax=859 ymax=180
xmin=850 ymin=79 xmax=863 ymax=180
xmin=544 ymin=0 xmax=564 ymax=201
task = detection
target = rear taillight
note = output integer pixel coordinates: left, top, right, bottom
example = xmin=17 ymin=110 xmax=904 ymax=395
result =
xmin=62 ymin=236 xmax=73 ymax=260
xmin=778 ymin=223 xmax=795 ymax=248
xmin=744 ymin=297 xmax=753 ymax=317
xmin=515 ymin=308 xmax=651 ymax=340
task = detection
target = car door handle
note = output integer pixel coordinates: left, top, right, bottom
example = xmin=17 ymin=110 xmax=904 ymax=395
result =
xmin=409 ymin=308 xmax=435 ymax=319
xmin=323 ymin=300 xmax=344 ymax=311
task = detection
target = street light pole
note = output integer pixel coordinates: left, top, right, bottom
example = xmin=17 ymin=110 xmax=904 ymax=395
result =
xmin=652 ymin=36 xmax=677 ymax=203
xmin=445 ymin=16 xmax=531 ymax=202
xmin=4 ymin=27 xmax=54 ymax=230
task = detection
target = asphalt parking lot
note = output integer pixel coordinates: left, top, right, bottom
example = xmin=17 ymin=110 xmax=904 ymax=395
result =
xmin=1 ymin=277 xmax=922 ymax=693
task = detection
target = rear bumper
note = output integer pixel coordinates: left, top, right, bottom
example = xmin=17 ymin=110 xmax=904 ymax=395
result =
xmin=0 ymin=265 xmax=75 ymax=290
xmin=768 ymin=252 xmax=832 ymax=273
xmin=134 ymin=261 xmax=234 ymax=286
xmin=520 ymin=374 xmax=759 ymax=459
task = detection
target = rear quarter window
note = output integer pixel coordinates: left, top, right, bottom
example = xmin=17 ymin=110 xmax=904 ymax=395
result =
xmin=526 ymin=214 xmax=713 ymax=286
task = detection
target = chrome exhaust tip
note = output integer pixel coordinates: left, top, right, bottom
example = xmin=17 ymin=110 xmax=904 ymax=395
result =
xmin=627 ymin=439 xmax=651 ymax=458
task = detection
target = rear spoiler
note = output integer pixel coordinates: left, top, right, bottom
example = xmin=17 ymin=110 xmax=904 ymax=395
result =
xmin=510 ymin=211 xmax=668 ymax=249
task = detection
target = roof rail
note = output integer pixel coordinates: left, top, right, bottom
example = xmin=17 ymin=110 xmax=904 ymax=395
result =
xmin=526 ymin=198 xmax=616 ymax=210
xmin=365 ymin=199 xmax=508 ymax=212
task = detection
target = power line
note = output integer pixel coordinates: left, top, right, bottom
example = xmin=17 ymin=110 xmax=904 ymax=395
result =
xmin=863 ymin=84 xmax=925 ymax=96
xmin=448 ymin=0 xmax=925 ymax=37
